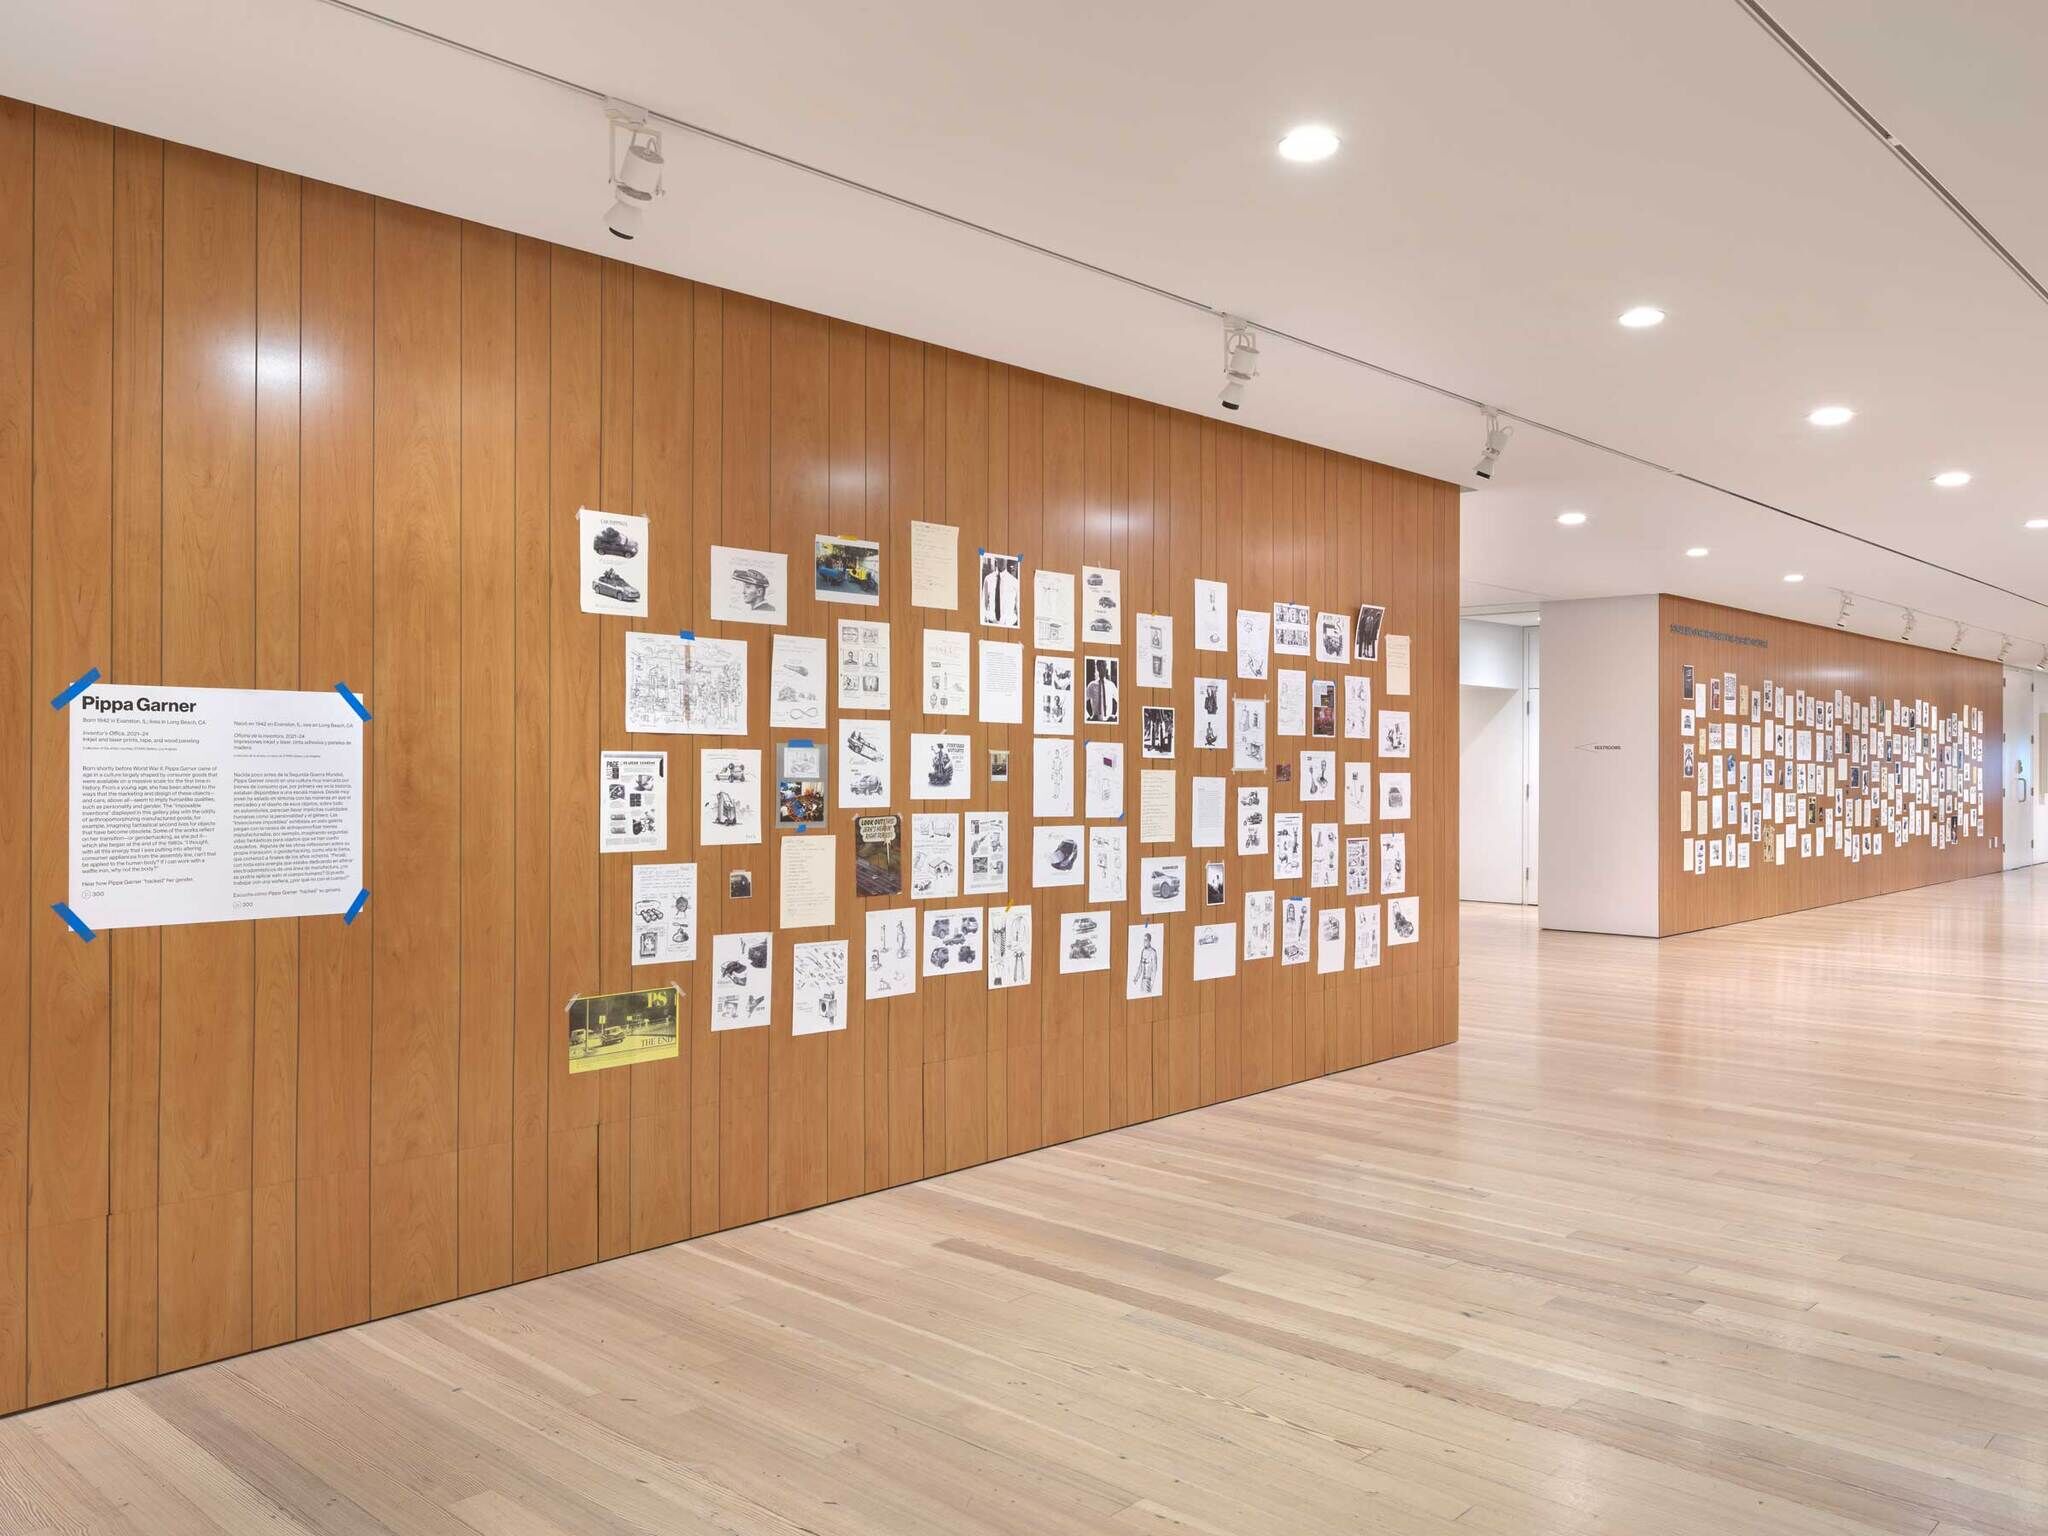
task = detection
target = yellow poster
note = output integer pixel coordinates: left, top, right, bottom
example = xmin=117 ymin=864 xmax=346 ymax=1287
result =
xmin=567 ymin=984 xmax=681 ymax=1074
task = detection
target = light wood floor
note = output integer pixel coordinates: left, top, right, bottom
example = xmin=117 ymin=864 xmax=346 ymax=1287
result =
xmin=5 ymin=870 xmax=2046 ymax=1535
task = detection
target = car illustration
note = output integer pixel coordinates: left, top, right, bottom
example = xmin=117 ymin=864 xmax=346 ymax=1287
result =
xmin=1049 ymin=838 xmax=1079 ymax=871
xmin=591 ymin=524 xmax=639 ymax=558
xmin=1088 ymin=615 xmax=1113 ymax=635
xmin=1066 ymin=935 xmax=1097 ymax=961
xmin=848 ymin=772 xmax=883 ymax=797
xmin=1150 ymin=869 xmax=1182 ymax=900
xmin=714 ymin=759 xmax=748 ymax=783
xmin=591 ymin=568 xmax=640 ymax=605
xmin=601 ymin=1024 xmax=626 ymax=1046
xmin=719 ymin=959 xmax=750 ymax=985
xmin=1197 ymin=929 xmax=1221 ymax=947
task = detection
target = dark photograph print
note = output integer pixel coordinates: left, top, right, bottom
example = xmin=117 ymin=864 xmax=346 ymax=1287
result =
xmin=1141 ymin=705 xmax=1175 ymax=759
xmin=1083 ymin=655 xmax=1120 ymax=725
xmin=1353 ymin=602 xmax=1386 ymax=662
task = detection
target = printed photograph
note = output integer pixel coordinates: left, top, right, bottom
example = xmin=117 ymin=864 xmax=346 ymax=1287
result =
xmin=1353 ymin=602 xmax=1386 ymax=661
xmin=1141 ymin=705 xmax=1176 ymax=759
xmin=813 ymin=534 xmax=881 ymax=606
xmin=854 ymin=814 xmax=902 ymax=897
xmin=568 ymin=985 xmax=679 ymax=1075
xmin=979 ymin=551 xmax=1023 ymax=628
xmin=728 ymin=869 xmax=753 ymax=899
xmin=1083 ymin=655 xmax=1120 ymax=724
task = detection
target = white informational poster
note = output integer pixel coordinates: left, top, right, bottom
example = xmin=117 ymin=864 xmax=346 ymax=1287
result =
xmin=910 ymin=813 xmax=960 ymax=900
xmin=837 ymin=619 xmax=891 ymax=711
xmin=1310 ymin=822 xmax=1339 ymax=888
xmin=1194 ymin=579 xmax=1229 ymax=652
xmin=1035 ymin=738 xmax=1075 ymax=817
xmin=779 ymin=832 xmax=836 ymax=930
xmin=1272 ymin=602 xmax=1311 ymax=657
xmin=1060 ymin=910 xmax=1112 ymax=973
xmin=1387 ymin=895 xmax=1420 ymax=946
xmin=1344 ymin=676 xmax=1373 ymax=740
xmin=711 ymin=931 xmax=772 ymax=1030
xmin=1088 ymin=825 xmax=1127 ymax=902
xmin=1034 ymin=569 xmax=1075 ymax=650
xmin=1378 ymin=832 xmax=1407 ymax=894
xmin=1345 ymin=762 xmax=1373 ymax=825
xmin=1126 ymin=923 xmax=1164 ymax=999
xmin=769 ymin=634 xmax=828 ymax=729
xmin=67 ymin=683 xmax=364 ymax=931
xmin=837 ymin=719 xmax=890 ymax=808
xmin=1345 ymin=836 xmax=1372 ymax=896
xmin=1191 ymin=777 xmax=1226 ymax=849
xmin=910 ymin=520 xmax=960 ymax=609
xmin=1236 ymin=609 xmax=1270 ymax=680
xmin=1316 ymin=907 xmax=1347 ymax=974
xmin=1134 ymin=613 xmax=1173 ymax=688
xmin=791 ymin=940 xmax=850 ymax=1035
xmin=1084 ymin=740 xmax=1124 ymax=820
xmin=987 ymin=903 xmax=1032 ymax=990
xmin=923 ymin=629 xmax=971 ymax=716
xmin=911 ymin=733 xmax=972 ymax=800
xmin=1140 ymin=856 xmax=1186 ymax=915
xmin=1193 ymin=923 xmax=1237 ymax=981
xmin=864 ymin=907 xmax=918 ymax=999
xmin=699 ymin=748 xmax=761 ymax=845
xmin=579 ymin=507 xmax=650 ymax=616
xmin=626 ymin=631 xmax=747 ymax=736
xmin=1244 ymin=890 xmax=1275 ymax=961
xmin=709 ymin=546 xmax=789 ymax=625
xmin=1193 ymin=678 xmax=1228 ymax=751
xmin=630 ymin=861 xmax=697 ymax=966
xmin=1273 ymin=812 xmax=1304 ymax=881
xmin=1081 ymin=565 xmax=1121 ymax=644
xmin=1386 ymin=633 xmax=1412 ymax=695
xmin=923 ymin=906 xmax=984 ymax=977
xmin=1276 ymin=669 xmax=1306 ymax=737
xmin=1138 ymin=769 xmax=1175 ymax=844
xmin=963 ymin=810 xmax=1010 ymax=896
xmin=978 ymin=640 xmax=1024 ymax=724
xmin=1032 ymin=824 xmax=1085 ymax=888
xmin=813 ymin=535 xmax=880 ymax=607
xmin=601 ymin=750 xmax=668 ymax=853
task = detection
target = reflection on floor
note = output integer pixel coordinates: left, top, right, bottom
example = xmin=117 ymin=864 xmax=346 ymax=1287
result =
xmin=2 ymin=869 xmax=2044 ymax=1534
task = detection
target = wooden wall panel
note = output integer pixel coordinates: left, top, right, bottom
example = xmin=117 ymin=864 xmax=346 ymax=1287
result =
xmin=1657 ymin=595 xmax=2002 ymax=935
xmin=0 ymin=94 xmax=1459 ymax=1409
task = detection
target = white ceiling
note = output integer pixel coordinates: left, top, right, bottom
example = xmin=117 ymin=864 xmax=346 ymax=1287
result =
xmin=8 ymin=0 xmax=2045 ymax=661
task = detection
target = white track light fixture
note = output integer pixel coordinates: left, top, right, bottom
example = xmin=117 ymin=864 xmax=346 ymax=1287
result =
xmin=1997 ymin=635 xmax=2012 ymax=664
xmin=1216 ymin=318 xmax=1259 ymax=412
xmin=604 ymin=100 xmax=665 ymax=241
xmin=1900 ymin=609 xmax=1916 ymax=642
xmin=1835 ymin=590 xmax=1854 ymax=629
xmin=1471 ymin=410 xmax=1513 ymax=483
xmin=1950 ymin=621 xmax=1967 ymax=653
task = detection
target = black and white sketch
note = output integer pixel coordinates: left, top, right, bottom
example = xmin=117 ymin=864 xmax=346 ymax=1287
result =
xmin=1276 ymin=670 xmax=1306 ymax=737
xmin=910 ymin=813 xmax=959 ymax=900
xmin=1316 ymin=907 xmax=1347 ymax=974
xmin=1236 ymin=785 xmax=1269 ymax=856
xmin=813 ymin=535 xmax=880 ymax=607
xmin=769 ymin=634 xmax=827 ymax=728
xmin=1034 ymin=738 xmax=1074 ymax=817
xmin=1135 ymin=613 xmax=1172 ymax=687
xmin=775 ymin=741 xmax=827 ymax=827
xmin=1140 ymin=855 xmax=1186 ymax=915
xmin=1244 ymin=890 xmax=1275 ymax=961
xmin=1354 ymin=904 xmax=1381 ymax=969
xmin=923 ymin=629 xmax=971 ymax=715
xmin=1344 ymin=761 xmax=1372 ymax=824
xmin=1193 ymin=922 xmax=1236 ymax=981
xmin=1379 ymin=831 xmax=1407 ymax=894
xmin=864 ymin=906 xmax=917 ymax=999
xmin=1387 ymin=895 xmax=1419 ymax=946
xmin=791 ymin=940 xmax=849 ymax=1036
xmin=699 ymin=749 xmax=761 ymax=845
xmin=1379 ymin=770 xmax=1411 ymax=821
xmin=837 ymin=719 xmax=890 ymax=809
xmin=1204 ymin=860 xmax=1226 ymax=906
xmin=626 ymin=631 xmax=747 ymax=736
xmin=1034 ymin=653 xmax=1076 ymax=735
xmin=1195 ymin=678 xmax=1228 ymax=751
xmin=986 ymin=904 xmax=1032 ymax=990
xmin=978 ymin=551 xmax=1022 ymax=628
xmin=1083 ymin=656 xmax=1120 ymax=725
xmin=1031 ymin=824 xmax=1085 ymax=888
xmin=1141 ymin=705 xmax=1175 ymax=759
xmin=1354 ymin=603 xmax=1386 ymax=661
xmin=910 ymin=733 xmax=972 ymax=801
xmin=1310 ymin=822 xmax=1339 ymax=888
xmin=1084 ymin=740 xmax=1124 ymax=819
xmin=1345 ymin=836 xmax=1372 ymax=896
xmin=963 ymin=811 xmax=1009 ymax=897
xmin=1060 ymin=910 xmax=1111 ymax=974
xmin=1377 ymin=709 xmax=1411 ymax=758
xmin=922 ymin=906 xmax=984 ymax=977
xmin=710 ymin=545 xmax=788 ymax=625
xmin=1272 ymin=601 xmax=1311 ymax=657
xmin=1280 ymin=897 xmax=1311 ymax=965
xmin=1194 ymin=579 xmax=1229 ymax=651
xmin=630 ymin=861 xmax=696 ymax=966
xmin=1236 ymin=609 xmax=1269 ymax=680
xmin=1273 ymin=811 xmax=1304 ymax=881
xmin=1034 ymin=569 xmax=1075 ymax=649
xmin=711 ymin=931 xmax=772 ymax=1031
xmin=836 ymin=619 xmax=890 ymax=711
xmin=1300 ymin=751 xmax=1335 ymax=802
xmin=1232 ymin=698 xmax=1267 ymax=771
xmin=580 ymin=507 xmax=650 ymax=616
xmin=1125 ymin=923 xmax=1164 ymax=1000
xmin=600 ymin=750 xmax=668 ymax=853
xmin=1344 ymin=675 xmax=1373 ymax=740
xmin=1088 ymin=825 xmax=1126 ymax=902
xmin=1316 ymin=611 xmax=1349 ymax=663
xmin=1082 ymin=565 xmax=1121 ymax=643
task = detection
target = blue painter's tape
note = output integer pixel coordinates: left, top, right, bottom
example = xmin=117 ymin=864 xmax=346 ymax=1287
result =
xmin=51 ymin=667 xmax=100 ymax=710
xmin=334 ymin=681 xmax=371 ymax=721
xmin=344 ymin=888 xmax=369 ymax=925
xmin=678 ymin=629 xmax=696 ymax=642
xmin=788 ymin=739 xmax=814 ymax=749
xmin=51 ymin=903 xmax=95 ymax=941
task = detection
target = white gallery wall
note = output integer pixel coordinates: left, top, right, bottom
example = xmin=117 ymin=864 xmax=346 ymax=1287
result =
xmin=1460 ymin=619 xmax=1537 ymax=904
xmin=1536 ymin=596 xmax=1661 ymax=936
xmin=2003 ymin=668 xmax=2044 ymax=870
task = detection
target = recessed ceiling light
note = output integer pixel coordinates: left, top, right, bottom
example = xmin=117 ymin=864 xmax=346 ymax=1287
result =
xmin=1783 ymin=572 xmax=1805 ymax=583
xmin=1807 ymin=405 xmax=1854 ymax=427
xmin=2026 ymin=518 xmax=2048 ymax=530
xmin=1276 ymin=125 xmax=1341 ymax=164
xmin=1931 ymin=469 xmax=1972 ymax=488
xmin=1685 ymin=546 xmax=1709 ymax=558
xmin=1617 ymin=306 xmax=1665 ymax=329
xmin=1555 ymin=510 xmax=1587 ymax=526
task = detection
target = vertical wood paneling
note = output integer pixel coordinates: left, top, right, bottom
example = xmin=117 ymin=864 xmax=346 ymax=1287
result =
xmin=0 ymin=93 xmax=1464 ymax=1411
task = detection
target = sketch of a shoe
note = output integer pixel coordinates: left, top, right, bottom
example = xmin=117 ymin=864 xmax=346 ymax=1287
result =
xmin=845 ymin=729 xmax=882 ymax=761
xmin=592 ymin=525 xmax=639 ymax=558
xmin=592 ymin=568 xmax=640 ymax=605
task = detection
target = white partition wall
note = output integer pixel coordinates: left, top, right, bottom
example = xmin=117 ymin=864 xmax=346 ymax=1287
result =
xmin=1460 ymin=619 xmax=1538 ymax=903
xmin=2004 ymin=668 xmax=2043 ymax=870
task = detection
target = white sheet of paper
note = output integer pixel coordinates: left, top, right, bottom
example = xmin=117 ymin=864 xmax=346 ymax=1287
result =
xmin=1236 ymin=786 xmax=1269 ymax=856
xmin=863 ymin=907 xmax=918 ymax=999
xmin=698 ymin=749 xmax=758 ymax=845
xmin=813 ymin=535 xmax=880 ymax=608
xmin=978 ymin=639 xmax=1024 ymax=724
xmin=1347 ymin=763 xmax=1376 ymax=826
xmin=626 ymin=632 xmax=747 ymax=736
xmin=1316 ymin=907 xmax=1346 ymax=974
xmin=1243 ymin=891 xmax=1275 ymax=961
xmin=710 ymin=545 xmax=788 ymax=625
xmin=986 ymin=904 xmax=1032 ymax=989
xmin=1032 ymin=824 xmax=1085 ymax=888
xmin=1084 ymin=740 xmax=1124 ymax=820
xmin=1060 ymin=910 xmax=1112 ymax=973
xmin=1193 ymin=923 xmax=1236 ymax=981
xmin=579 ymin=507 xmax=649 ymax=616
xmin=1140 ymin=856 xmax=1186 ymax=915
xmin=1280 ymin=897 xmax=1310 ymax=965
xmin=1273 ymin=812 xmax=1304 ymax=880
xmin=68 ymin=683 xmax=366 ymax=931
xmin=1139 ymin=769 xmax=1175 ymax=844
xmin=963 ymin=811 xmax=1009 ymax=896
xmin=1386 ymin=633 xmax=1412 ymax=695
xmin=1344 ymin=676 xmax=1373 ymax=740
xmin=1354 ymin=904 xmax=1381 ymax=969
xmin=1272 ymin=602 xmax=1311 ymax=657
xmin=1387 ymin=895 xmax=1419 ymax=946
xmin=1233 ymin=698 xmax=1267 ymax=772
xmin=1034 ymin=653 xmax=1076 ymax=735
xmin=1194 ymin=579 xmax=1229 ymax=651
xmin=922 ymin=906 xmax=983 ymax=976
xmin=1191 ymin=777 xmax=1226 ymax=848
xmin=1236 ymin=609 xmax=1269 ymax=679
xmin=1310 ymin=823 xmax=1339 ymax=888
xmin=837 ymin=719 xmax=890 ymax=808
xmin=791 ymin=940 xmax=850 ymax=1035
xmin=1135 ymin=612 xmax=1173 ymax=688
xmin=1378 ymin=832 xmax=1407 ymax=894
xmin=910 ymin=520 xmax=959 ymax=609
xmin=1345 ymin=836 xmax=1372 ymax=896
xmin=711 ymin=931 xmax=772 ymax=1030
xmin=1081 ymin=565 xmax=1121 ymax=644
xmin=779 ymin=832 xmax=837 ymax=930
xmin=1300 ymin=751 xmax=1335 ymax=802
xmin=923 ymin=629 xmax=971 ymax=716
xmin=836 ymin=618 xmax=890 ymax=711
xmin=1379 ymin=770 xmax=1412 ymax=821
xmin=1316 ymin=612 xmax=1350 ymax=664
xmin=630 ymin=861 xmax=697 ymax=965
xmin=1034 ymin=569 xmax=1075 ymax=649
xmin=978 ymin=552 xmax=1023 ymax=629
xmin=602 ymin=750 xmax=669 ymax=853
xmin=1276 ymin=669 xmax=1306 ymax=737
xmin=1088 ymin=825 xmax=1127 ymax=902
xmin=1126 ymin=923 xmax=1164 ymax=999
xmin=910 ymin=732 xmax=972 ymax=800
xmin=1193 ymin=678 xmax=1228 ymax=751
xmin=1034 ymin=738 xmax=1074 ymax=817
xmin=769 ymin=634 xmax=828 ymax=729
xmin=910 ymin=813 xmax=959 ymax=900
xmin=1378 ymin=709 xmax=1411 ymax=758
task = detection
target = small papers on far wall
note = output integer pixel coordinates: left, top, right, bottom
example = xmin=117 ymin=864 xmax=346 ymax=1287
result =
xmin=579 ymin=508 xmax=649 ymax=616
xmin=1194 ymin=580 xmax=1228 ymax=651
xmin=626 ymin=632 xmax=747 ymax=736
xmin=1081 ymin=565 xmax=1121 ymax=644
xmin=864 ymin=907 xmax=918 ymax=999
xmin=978 ymin=640 xmax=1024 ymax=724
xmin=1236 ymin=609 xmax=1269 ymax=679
xmin=779 ymin=832 xmax=836 ymax=930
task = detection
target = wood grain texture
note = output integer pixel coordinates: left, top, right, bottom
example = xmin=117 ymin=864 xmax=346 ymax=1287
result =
xmin=0 ymin=94 xmax=1455 ymax=1405
xmin=1659 ymin=594 xmax=2003 ymax=935
xmin=3 ymin=883 xmax=2045 ymax=1534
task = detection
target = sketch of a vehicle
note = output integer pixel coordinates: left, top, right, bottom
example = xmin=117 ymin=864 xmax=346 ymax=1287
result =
xmin=714 ymin=759 xmax=748 ymax=783
xmin=1066 ymin=936 xmax=1097 ymax=960
xmin=845 ymin=730 xmax=882 ymax=761
xmin=1050 ymin=838 xmax=1079 ymax=871
xmin=591 ymin=524 xmax=639 ymax=558
xmin=1149 ymin=869 xmax=1181 ymax=900
xmin=1088 ymin=615 xmax=1113 ymax=635
xmin=848 ymin=772 xmax=883 ymax=797
xmin=719 ymin=959 xmax=749 ymax=985
xmin=591 ymin=568 xmax=640 ymax=605
xmin=1197 ymin=929 xmax=1221 ymax=947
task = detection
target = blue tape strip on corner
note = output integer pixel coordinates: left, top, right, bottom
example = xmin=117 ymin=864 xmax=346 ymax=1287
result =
xmin=51 ymin=667 xmax=100 ymax=710
xmin=678 ymin=629 xmax=696 ymax=642
xmin=334 ymin=681 xmax=371 ymax=721
xmin=51 ymin=903 xmax=95 ymax=942
xmin=344 ymin=888 xmax=369 ymax=925
xmin=788 ymin=739 xmax=814 ymax=749
xmin=792 ymin=823 xmax=808 ymax=833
